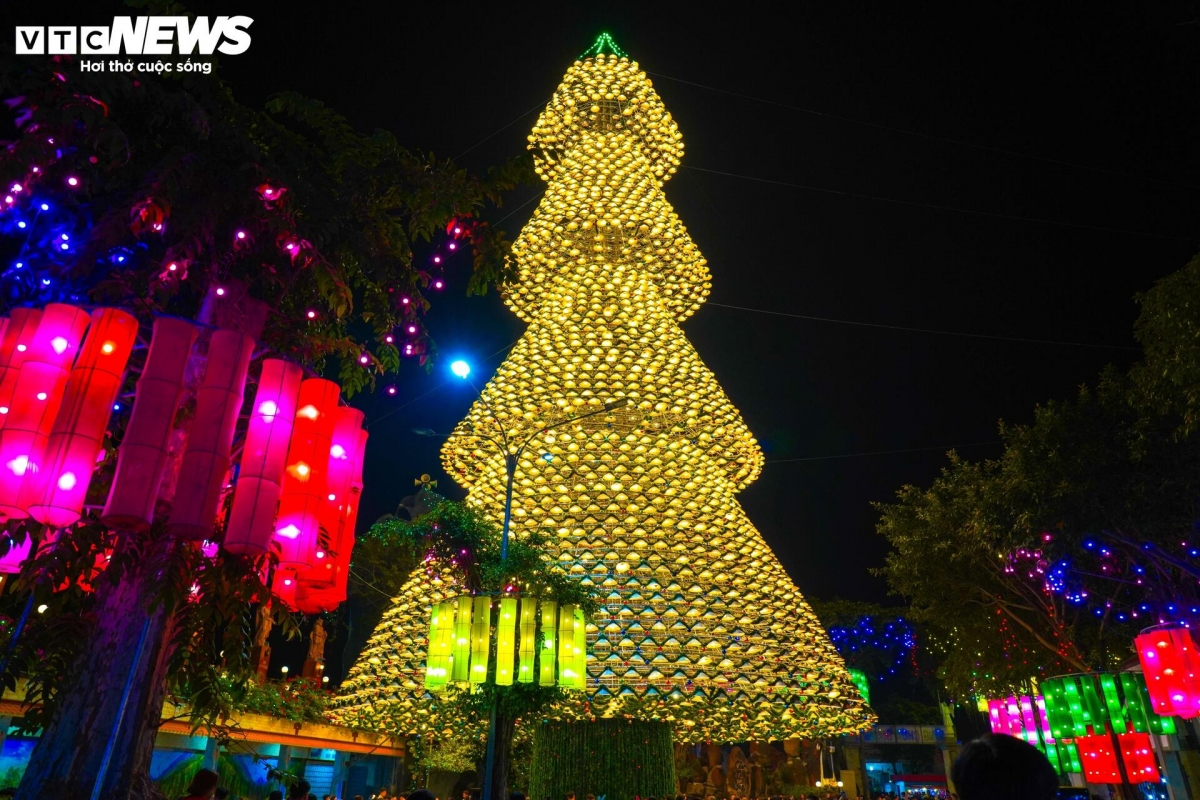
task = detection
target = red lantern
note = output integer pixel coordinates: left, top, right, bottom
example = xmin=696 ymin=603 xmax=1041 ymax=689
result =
xmin=272 ymin=378 xmax=339 ymax=571
xmin=1118 ymin=732 xmax=1161 ymax=783
xmin=1135 ymin=625 xmax=1200 ymax=718
xmin=26 ymin=309 xmax=137 ymax=526
xmin=294 ymin=409 xmax=367 ymax=613
xmin=168 ymin=330 xmax=255 ymax=539
xmin=1075 ymin=734 xmax=1122 ymax=783
xmin=0 ymin=309 xmax=44 ymax=418
xmin=102 ymin=317 xmax=198 ymax=530
xmin=0 ymin=304 xmax=91 ymax=519
xmin=224 ymin=359 xmax=304 ymax=555
xmin=272 ymin=564 xmax=299 ymax=611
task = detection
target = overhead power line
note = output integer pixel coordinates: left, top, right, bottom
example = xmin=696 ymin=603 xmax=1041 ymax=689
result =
xmin=766 ymin=440 xmax=1002 ymax=464
xmin=647 ymin=70 xmax=1199 ymax=191
xmin=684 ymin=165 xmax=1200 ymax=244
xmin=705 ymin=301 xmax=1141 ymax=351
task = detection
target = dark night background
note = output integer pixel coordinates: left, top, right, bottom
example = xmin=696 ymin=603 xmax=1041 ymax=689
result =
xmin=15 ymin=2 xmax=1200 ymax=676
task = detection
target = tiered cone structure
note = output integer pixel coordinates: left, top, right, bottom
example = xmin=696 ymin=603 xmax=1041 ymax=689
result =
xmin=334 ymin=38 xmax=873 ymax=743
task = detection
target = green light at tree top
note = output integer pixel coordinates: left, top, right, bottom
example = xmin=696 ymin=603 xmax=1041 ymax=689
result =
xmin=581 ymin=32 xmax=627 ymax=59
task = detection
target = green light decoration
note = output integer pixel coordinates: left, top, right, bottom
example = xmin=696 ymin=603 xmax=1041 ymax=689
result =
xmin=423 ymin=595 xmax=586 ymax=692
xmin=1042 ymin=672 xmax=1176 ymax=741
xmin=580 ymin=32 xmax=627 ymax=59
xmin=847 ymin=668 xmax=870 ymax=705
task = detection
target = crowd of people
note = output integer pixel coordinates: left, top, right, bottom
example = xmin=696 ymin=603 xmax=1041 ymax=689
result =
xmin=175 ymin=733 xmax=1063 ymax=800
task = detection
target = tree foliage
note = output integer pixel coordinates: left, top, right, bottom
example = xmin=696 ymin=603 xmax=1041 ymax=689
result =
xmin=877 ymin=252 xmax=1200 ymax=698
xmin=0 ymin=42 xmax=532 ymax=752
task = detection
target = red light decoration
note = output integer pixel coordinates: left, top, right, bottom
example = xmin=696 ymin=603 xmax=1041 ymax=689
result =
xmin=0 ymin=304 xmax=91 ymax=518
xmin=294 ymin=407 xmax=366 ymax=613
xmin=224 ymin=359 xmax=304 ymax=556
xmin=168 ymin=330 xmax=255 ymax=539
xmin=26 ymin=308 xmax=137 ymax=526
xmin=0 ymin=309 xmax=43 ymax=417
xmin=1135 ymin=624 xmax=1200 ymax=718
xmin=272 ymin=378 xmax=339 ymax=571
xmin=1118 ymin=732 xmax=1161 ymax=783
xmin=102 ymin=317 xmax=198 ymax=530
xmin=1076 ymin=734 xmax=1122 ymax=783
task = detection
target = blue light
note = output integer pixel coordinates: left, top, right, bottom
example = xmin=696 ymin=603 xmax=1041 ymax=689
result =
xmin=41 ymin=278 xmax=50 ymax=285
xmin=542 ymin=453 xmax=554 ymax=463
xmin=116 ymin=256 xmax=124 ymax=263
xmin=60 ymin=243 xmax=68 ymax=250
xmin=16 ymin=221 xmax=25 ymax=229
xmin=450 ymin=360 xmax=470 ymax=379
xmin=112 ymin=403 xmax=121 ymax=411
xmin=13 ymin=262 xmax=22 ymax=269
xmin=39 ymin=203 xmax=48 ymax=211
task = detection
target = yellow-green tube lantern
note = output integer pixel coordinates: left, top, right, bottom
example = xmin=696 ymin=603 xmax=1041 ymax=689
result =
xmin=558 ymin=603 xmax=576 ymax=686
xmin=424 ymin=600 xmax=454 ymax=691
xmin=570 ymin=606 xmax=587 ymax=690
xmin=470 ymin=595 xmax=491 ymax=684
xmin=496 ymin=596 xmax=518 ymax=686
xmin=518 ymin=597 xmax=537 ymax=684
xmin=539 ymin=600 xmax=557 ymax=686
xmin=451 ymin=595 xmax=472 ymax=683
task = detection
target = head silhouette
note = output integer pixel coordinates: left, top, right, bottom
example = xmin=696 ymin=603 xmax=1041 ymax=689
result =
xmin=952 ymin=733 xmax=1058 ymax=800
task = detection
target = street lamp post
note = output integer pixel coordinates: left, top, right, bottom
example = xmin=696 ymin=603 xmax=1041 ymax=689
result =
xmin=416 ymin=360 xmax=629 ymax=800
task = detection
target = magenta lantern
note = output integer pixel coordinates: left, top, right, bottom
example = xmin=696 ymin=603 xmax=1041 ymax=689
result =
xmin=0 ymin=308 xmax=44 ymax=418
xmin=272 ymin=378 xmax=339 ymax=571
xmin=26 ymin=308 xmax=138 ymax=526
xmin=0 ymin=533 xmax=32 ymax=574
xmin=168 ymin=329 xmax=255 ymax=539
xmin=0 ymin=304 xmax=91 ymax=519
xmin=102 ymin=317 xmax=198 ymax=530
xmin=224 ymin=359 xmax=304 ymax=555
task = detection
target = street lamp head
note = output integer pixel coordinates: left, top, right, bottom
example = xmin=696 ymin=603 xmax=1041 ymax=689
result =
xmin=413 ymin=428 xmax=437 ymax=437
xmin=602 ymin=397 xmax=630 ymax=411
xmin=450 ymin=360 xmax=471 ymax=379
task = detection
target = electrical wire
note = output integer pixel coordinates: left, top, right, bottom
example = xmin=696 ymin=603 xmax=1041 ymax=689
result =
xmin=452 ymin=98 xmax=549 ymax=161
xmin=682 ymin=165 xmax=1200 ymax=244
xmin=765 ymin=441 xmax=1002 ymax=464
xmin=704 ymin=301 xmax=1141 ymax=351
xmin=647 ymin=70 xmax=1200 ymax=191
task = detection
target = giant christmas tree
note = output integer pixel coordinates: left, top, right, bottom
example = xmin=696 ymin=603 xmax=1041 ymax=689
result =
xmin=335 ymin=38 xmax=872 ymax=746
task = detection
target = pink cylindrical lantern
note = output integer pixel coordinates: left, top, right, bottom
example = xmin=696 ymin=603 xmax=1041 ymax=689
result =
xmin=26 ymin=309 xmax=138 ymax=526
xmin=272 ymin=378 xmax=339 ymax=571
xmin=0 ymin=304 xmax=91 ymax=519
xmin=102 ymin=317 xmax=198 ymax=530
xmin=0 ymin=533 xmax=32 ymax=574
xmin=224 ymin=359 xmax=304 ymax=555
xmin=1136 ymin=625 xmax=1200 ymax=718
xmin=168 ymin=329 xmax=255 ymax=539
xmin=0 ymin=308 xmax=44 ymax=419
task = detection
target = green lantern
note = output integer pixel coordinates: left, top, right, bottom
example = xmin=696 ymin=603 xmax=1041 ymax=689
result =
xmin=518 ymin=597 xmax=537 ymax=683
xmin=540 ymin=600 xmax=558 ymax=686
xmin=1041 ymin=672 xmax=1176 ymax=739
xmin=424 ymin=600 xmax=454 ymax=691
xmin=470 ymin=596 xmax=491 ymax=684
xmin=847 ymin=669 xmax=870 ymax=705
xmin=496 ymin=597 xmax=518 ymax=686
xmin=451 ymin=595 xmax=472 ymax=682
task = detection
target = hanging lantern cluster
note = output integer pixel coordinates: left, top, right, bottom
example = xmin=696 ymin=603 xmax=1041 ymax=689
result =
xmin=1135 ymin=623 xmax=1200 ymax=719
xmin=425 ymin=595 xmax=586 ymax=692
xmin=223 ymin=373 xmax=367 ymax=614
xmin=986 ymin=694 xmax=1081 ymax=775
xmin=1040 ymin=672 xmax=1173 ymax=784
xmin=0 ymin=304 xmax=136 ymax=543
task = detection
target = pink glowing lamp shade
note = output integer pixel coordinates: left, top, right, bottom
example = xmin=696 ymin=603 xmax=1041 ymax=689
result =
xmin=272 ymin=378 xmax=340 ymax=570
xmin=225 ymin=360 xmax=303 ymax=556
xmin=26 ymin=308 xmax=137 ymax=527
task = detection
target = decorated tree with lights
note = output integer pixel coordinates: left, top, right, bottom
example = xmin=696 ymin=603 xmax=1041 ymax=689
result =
xmin=334 ymin=36 xmax=871 ymax=799
xmin=0 ymin=51 xmax=527 ymax=799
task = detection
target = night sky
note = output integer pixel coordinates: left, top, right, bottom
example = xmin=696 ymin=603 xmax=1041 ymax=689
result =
xmin=27 ymin=3 xmax=1200 ymax=607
